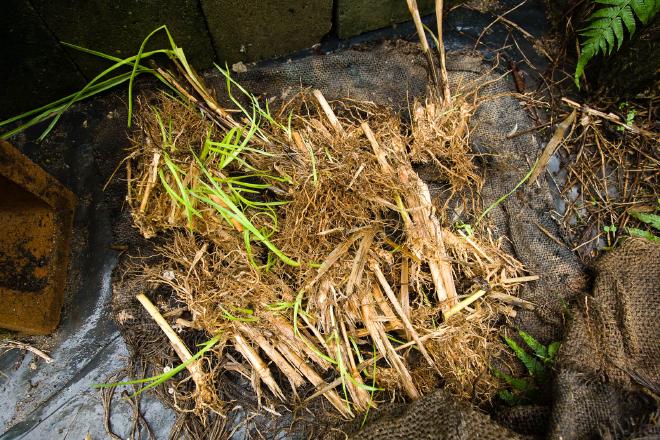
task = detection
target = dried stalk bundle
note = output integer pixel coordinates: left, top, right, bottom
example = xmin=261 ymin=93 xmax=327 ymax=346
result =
xmin=115 ymin=0 xmax=534 ymax=421
xmin=120 ymin=76 xmax=533 ymax=418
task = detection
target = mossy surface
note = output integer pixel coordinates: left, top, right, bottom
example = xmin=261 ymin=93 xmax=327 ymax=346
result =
xmin=336 ymin=0 xmax=435 ymax=39
xmin=201 ymin=0 xmax=333 ymax=62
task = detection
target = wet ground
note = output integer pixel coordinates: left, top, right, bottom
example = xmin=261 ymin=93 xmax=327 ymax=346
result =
xmin=0 ymin=1 xmax=550 ymax=438
xmin=0 ymin=94 xmax=176 ymax=439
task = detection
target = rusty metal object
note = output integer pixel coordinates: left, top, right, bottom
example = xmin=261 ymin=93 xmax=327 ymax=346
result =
xmin=0 ymin=140 xmax=75 ymax=334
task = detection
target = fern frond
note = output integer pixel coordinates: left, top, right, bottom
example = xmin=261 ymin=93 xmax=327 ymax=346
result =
xmin=518 ymin=330 xmax=548 ymax=360
xmin=629 ymin=211 xmax=660 ymax=230
xmin=504 ymin=336 xmax=546 ymax=379
xmin=575 ymin=0 xmax=659 ymax=87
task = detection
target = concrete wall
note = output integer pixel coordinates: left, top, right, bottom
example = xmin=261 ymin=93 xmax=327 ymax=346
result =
xmin=1 ymin=0 xmax=435 ymax=119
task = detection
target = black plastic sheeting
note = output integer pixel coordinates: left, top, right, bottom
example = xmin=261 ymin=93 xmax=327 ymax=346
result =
xmin=0 ymin=1 xmax=550 ymax=438
xmin=0 ymin=95 xmax=176 ymax=439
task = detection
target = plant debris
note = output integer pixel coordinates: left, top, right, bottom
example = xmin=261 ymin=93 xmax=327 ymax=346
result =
xmin=111 ymin=18 xmax=538 ymax=428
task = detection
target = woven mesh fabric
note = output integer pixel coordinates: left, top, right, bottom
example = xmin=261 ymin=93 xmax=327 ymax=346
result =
xmin=346 ymin=389 xmax=524 ymax=440
xmin=550 ymin=239 xmax=660 ymax=439
xmin=190 ymin=41 xmax=657 ymax=438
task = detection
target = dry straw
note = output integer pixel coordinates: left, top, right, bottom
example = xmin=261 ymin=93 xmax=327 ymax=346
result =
xmin=115 ymin=0 xmax=538 ymax=423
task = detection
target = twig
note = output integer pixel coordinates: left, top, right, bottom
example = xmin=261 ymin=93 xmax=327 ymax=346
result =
xmin=498 ymin=16 xmax=553 ymax=61
xmin=562 ymin=97 xmax=656 ymax=138
xmin=506 ymin=120 xmax=553 ymax=139
xmin=474 ymin=0 xmax=527 ymax=50
xmin=534 ymin=220 xmax=568 ymax=248
xmin=0 ymin=340 xmax=53 ymax=363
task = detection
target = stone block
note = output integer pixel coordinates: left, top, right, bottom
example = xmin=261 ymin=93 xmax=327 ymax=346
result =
xmin=201 ymin=0 xmax=333 ymax=63
xmin=31 ymin=0 xmax=216 ymax=78
xmin=336 ymin=0 xmax=435 ymax=39
xmin=0 ymin=0 xmax=86 ymax=120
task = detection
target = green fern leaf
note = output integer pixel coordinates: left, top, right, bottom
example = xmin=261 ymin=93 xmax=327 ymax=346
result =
xmin=498 ymin=389 xmax=520 ymax=405
xmin=621 ymin=6 xmax=637 ymax=34
xmin=612 ymin=17 xmax=625 ymax=48
xmin=590 ymin=7 xmax=617 ymax=18
xmin=575 ymin=0 xmax=659 ymax=87
xmin=547 ymin=341 xmax=561 ymax=360
xmin=631 ymin=0 xmax=656 ymax=23
xmin=493 ymin=369 xmax=537 ymax=393
xmin=504 ymin=336 xmax=546 ymax=379
xmin=627 ymin=227 xmax=660 ymax=242
xmin=604 ymin=26 xmax=616 ymax=52
xmin=629 ymin=211 xmax=660 ymax=230
xmin=519 ymin=330 xmax=548 ymax=360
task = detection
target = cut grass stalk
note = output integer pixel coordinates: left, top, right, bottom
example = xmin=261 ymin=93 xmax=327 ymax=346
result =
xmin=134 ymin=293 xmax=212 ymax=396
xmin=273 ymin=333 xmax=353 ymax=418
xmin=233 ymin=333 xmax=285 ymax=401
xmin=406 ymin=0 xmax=441 ymax=91
xmin=271 ymin=315 xmax=332 ymax=370
xmin=313 ymin=90 xmax=345 ymax=135
xmin=370 ymin=261 xmax=438 ymax=372
xmin=238 ymin=324 xmax=305 ymax=392
xmin=434 ymin=0 xmax=451 ymax=105
xmin=362 ymin=121 xmax=457 ymax=308
xmin=400 ymin=256 xmax=412 ymax=340
xmin=443 ymin=289 xmax=486 ymax=320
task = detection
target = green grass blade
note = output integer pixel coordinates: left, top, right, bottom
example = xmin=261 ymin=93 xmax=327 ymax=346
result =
xmin=477 ymin=158 xmax=538 ymax=224
xmin=219 ymin=304 xmax=258 ymax=322
xmin=162 ymin=154 xmax=199 ymax=227
xmin=1 ymin=71 xmax=148 ymax=139
xmin=93 ymin=334 xmax=221 ymax=396
xmin=127 ymin=25 xmax=170 ymax=127
xmin=194 ymin=155 xmax=298 ymax=266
